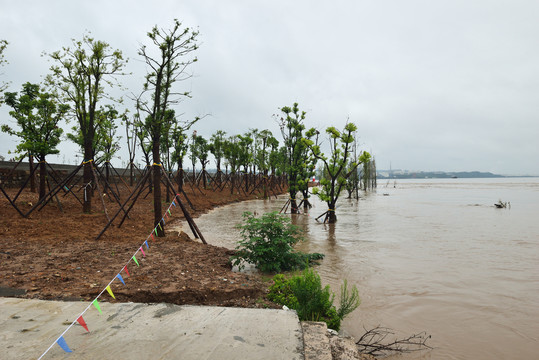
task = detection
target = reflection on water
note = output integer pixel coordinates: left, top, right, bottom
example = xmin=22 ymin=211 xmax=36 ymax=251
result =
xmin=193 ymin=178 xmax=539 ymax=360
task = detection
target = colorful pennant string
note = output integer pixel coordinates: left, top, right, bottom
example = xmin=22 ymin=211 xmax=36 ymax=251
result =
xmin=56 ymin=336 xmax=72 ymax=353
xmin=38 ymin=194 xmax=182 ymax=359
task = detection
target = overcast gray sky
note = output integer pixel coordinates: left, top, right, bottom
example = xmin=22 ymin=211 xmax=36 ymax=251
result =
xmin=1 ymin=0 xmax=538 ymax=175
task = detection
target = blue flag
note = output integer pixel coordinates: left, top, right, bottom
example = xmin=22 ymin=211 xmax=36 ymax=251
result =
xmin=57 ymin=336 xmax=72 ymax=353
xmin=117 ymin=273 xmax=126 ymax=285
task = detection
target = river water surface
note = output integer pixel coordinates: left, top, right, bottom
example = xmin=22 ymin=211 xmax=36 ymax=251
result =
xmin=191 ymin=178 xmax=539 ymax=360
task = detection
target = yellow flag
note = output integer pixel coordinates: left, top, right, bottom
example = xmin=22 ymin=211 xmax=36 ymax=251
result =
xmin=106 ymin=285 xmax=116 ymax=299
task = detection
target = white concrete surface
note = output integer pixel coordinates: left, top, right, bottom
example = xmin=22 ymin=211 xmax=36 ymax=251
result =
xmin=0 ymin=298 xmax=304 ymax=359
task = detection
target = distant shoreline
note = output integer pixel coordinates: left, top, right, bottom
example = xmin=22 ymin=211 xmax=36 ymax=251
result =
xmin=376 ymin=171 xmax=537 ymax=179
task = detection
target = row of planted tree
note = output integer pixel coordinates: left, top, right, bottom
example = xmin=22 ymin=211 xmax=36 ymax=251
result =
xmin=0 ymin=20 xmax=376 ymax=232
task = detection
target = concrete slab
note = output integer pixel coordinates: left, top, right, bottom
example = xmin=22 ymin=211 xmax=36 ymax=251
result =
xmin=0 ymin=298 xmax=304 ymax=360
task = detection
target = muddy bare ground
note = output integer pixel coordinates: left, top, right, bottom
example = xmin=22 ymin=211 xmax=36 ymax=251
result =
xmin=0 ymin=184 xmax=280 ymax=309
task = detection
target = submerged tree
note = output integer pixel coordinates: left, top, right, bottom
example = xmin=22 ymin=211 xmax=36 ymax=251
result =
xmin=137 ymin=19 xmax=199 ymax=236
xmin=46 ymin=35 xmax=127 ymax=213
xmin=278 ymin=103 xmax=308 ymax=213
xmin=2 ymin=83 xmax=68 ymax=199
xmin=305 ymin=122 xmax=371 ymax=223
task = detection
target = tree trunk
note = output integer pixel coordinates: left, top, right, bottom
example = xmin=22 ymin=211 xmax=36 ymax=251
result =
xmin=153 ymin=140 xmax=164 ymax=237
xmin=201 ymin=166 xmax=207 ymax=189
xmin=290 ymin=195 xmax=299 ymax=214
xmin=29 ymin=154 xmax=36 ymax=193
xmin=177 ymin=159 xmax=184 ymax=193
xmin=39 ymin=157 xmax=46 ymax=201
xmin=129 ymin=161 xmax=134 ymax=186
xmin=83 ymin=140 xmax=93 ymax=213
xmin=326 ymin=201 xmax=337 ymax=223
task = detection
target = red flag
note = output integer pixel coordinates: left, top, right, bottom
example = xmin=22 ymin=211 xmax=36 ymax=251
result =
xmin=124 ymin=266 xmax=130 ymax=277
xmin=77 ymin=315 xmax=89 ymax=332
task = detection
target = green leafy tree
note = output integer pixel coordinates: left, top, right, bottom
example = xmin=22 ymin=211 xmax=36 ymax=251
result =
xmin=137 ymin=20 xmax=199 ymax=236
xmin=191 ymin=133 xmax=210 ymax=188
xmin=223 ymin=135 xmax=242 ymax=194
xmin=305 ymin=122 xmax=371 ymax=223
xmin=209 ymin=130 xmax=226 ymax=184
xmin=170 ymin=123 xmax=189 ymax=191
xmin=2 ymin=82 xmax=68 ymax=199
xmin=46 ymin=34 xmax=127 ymax=213
xmin=66 ymin=105 xmax=121 ymax=165
xmin=255 ymin=129 xmax=277 ymax=198
xmin=278 ymin=103 xmax=307 ymax=213
xmin=237 ymin=133 xmax=253 ymax=191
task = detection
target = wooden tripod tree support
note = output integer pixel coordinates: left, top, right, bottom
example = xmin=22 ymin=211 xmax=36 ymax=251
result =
xmin=0 ymin=159 xmax=81 ymax=218
xmin=159 ymin=168 xmax=206 ymax=244
xmin=279 ymin=198 xmax=291 ymax=214
xmin=0 ymin=184 xmax=26 ymax=218
xmin=95 ymin=166 xmax=207 ymax=244
xmin=29 ymin=163 xmax=84 ymax=216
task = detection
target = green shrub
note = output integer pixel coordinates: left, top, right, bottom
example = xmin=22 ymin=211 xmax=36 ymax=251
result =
xmin=230 ymin=211 xmax=324 ymax=273
xmin=267 ymin=274 xmax=298 ymax=308
xmin=268 ymin=268 xmax=360 ymax=331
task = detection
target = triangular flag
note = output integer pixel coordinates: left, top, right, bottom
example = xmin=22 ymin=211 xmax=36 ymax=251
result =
xmin=77 ymin=315 xmax=89 ymax=332
xmin=57 ymin=336 xmax=72 ymax=353
xmin=144 ymin=240 xmax=149 ymax=249
xmin=154 ymin=228 xmax=158 ymax=236
xmin=92 ymin=299 xmax=102 ymax=314
xmin=106 ymin=285 xmax=115 ymax=299
xmin=172 ymin=200 xmax=176 ymax=207
xmin=133 ymin=256 xmax=139 ymax=266
xmin=139 ymin=246 xmax=146 ymax=257
xmin=158 ymin=222 xmax=163 ymax=231
xmin=123 ymin=266 xmax=130 ymax=277
xmin=150 ymin=233 xmax=155 ymax=241
xmin=162 ymin=217 xmax=166 ymax=225
xmin=117 ymin=273 xmax=126 ymax=285
xmin=167 ymin=208 xmax=171 ymax=215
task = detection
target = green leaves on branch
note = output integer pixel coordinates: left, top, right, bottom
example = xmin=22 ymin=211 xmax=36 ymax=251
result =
xmin=2 ymin=82 xmax=67 ymax=160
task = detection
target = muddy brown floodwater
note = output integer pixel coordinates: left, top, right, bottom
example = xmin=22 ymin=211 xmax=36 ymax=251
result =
xmin=192 ymin=178 xmax=539 ymax=360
